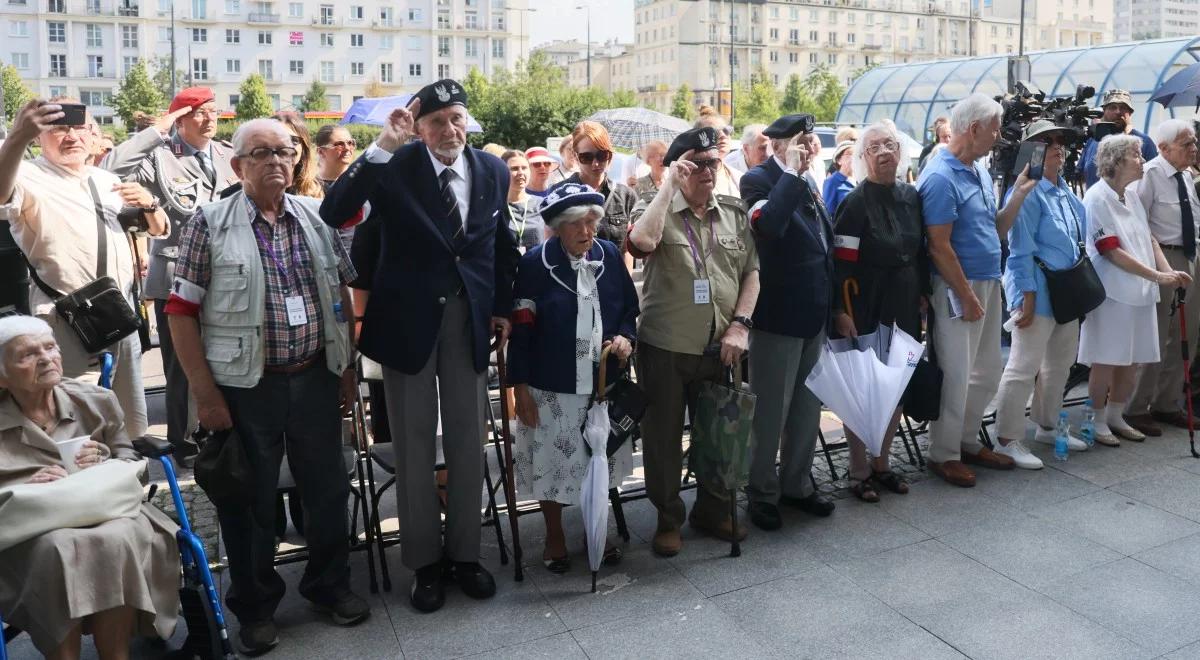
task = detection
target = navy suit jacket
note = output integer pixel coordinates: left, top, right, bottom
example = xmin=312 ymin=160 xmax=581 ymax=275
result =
xmin=506 ymin=238 xmax=639 ymax=394
xmin=740 ymin=158 xmax=834 ymax=339
xmin=319 ymin=144 xmax=520 ymax=374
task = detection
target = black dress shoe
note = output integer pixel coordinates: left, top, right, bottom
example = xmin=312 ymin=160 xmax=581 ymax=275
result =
xmin=748 ymin=501 xmax=782 ymax=531
xmin=448 ymin=561 xmax=496 ymax=599
xmin=237 ymin=619 xmax=279 ymax=656
xmin=410 ymin=563 xmax=445 ymax=613
xmin=781 ymin=492 xmax=835 ymax=517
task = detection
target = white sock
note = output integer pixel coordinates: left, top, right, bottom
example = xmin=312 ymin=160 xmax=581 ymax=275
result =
xmin=1108 ymin=403 xmax=1134 ymax=431
xmin=1093 ymin=420 xmax=1113 ymax=437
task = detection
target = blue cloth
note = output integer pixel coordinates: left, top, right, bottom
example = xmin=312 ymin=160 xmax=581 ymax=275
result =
xmin=917 ymin=148 xmax=1002 ymax=281
xmin=1080 ymin=129 xmax=1157 ymax=187
xmin=506 ymin=238 xmax=639 ymax=393
xmin=1001 ymin=177 xmax=1087 ymax=318
xmin=822 ymin=170 xmax=855 ymax=218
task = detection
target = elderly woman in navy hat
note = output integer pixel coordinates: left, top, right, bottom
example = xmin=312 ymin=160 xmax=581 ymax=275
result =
xmin=507 ymin=181 xmax=640 ymax=573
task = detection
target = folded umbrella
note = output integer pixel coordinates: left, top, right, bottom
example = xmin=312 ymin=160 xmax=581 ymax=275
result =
xmin=581 ymin=345 xmax=617 ymax=593
xmin=805 ymin=324 xmax=924 ymax=458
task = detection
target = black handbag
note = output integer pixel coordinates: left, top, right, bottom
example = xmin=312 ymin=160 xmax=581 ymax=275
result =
xmin=588 ymin=344 xmax=649 ymax=458
xmin=28 ymin=178 xmax=141 ymax=353
xmin=192 ymin=427 xmax=253 ymax=506
xmin=902 ymin=309 xmax=943 ymax=422
xmin=1033 ymin=197 xmax=1106 ymax=325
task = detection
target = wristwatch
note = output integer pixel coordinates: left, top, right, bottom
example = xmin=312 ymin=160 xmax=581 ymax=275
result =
xmin=732 ymin=315 xmax=754 ymax=330
xmin=140 ymin=202 xmax=159 ymax=213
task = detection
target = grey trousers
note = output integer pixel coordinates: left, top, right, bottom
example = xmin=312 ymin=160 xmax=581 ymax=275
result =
xmin=1127 ymin=248 xmax=1200 ymax=416
xmin=747 ymin=328 xmax=824 ymax=503
xmin=382 ymin=295 xmax=486 ymax=570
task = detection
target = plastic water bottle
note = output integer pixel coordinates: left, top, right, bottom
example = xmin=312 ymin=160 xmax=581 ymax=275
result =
xmin=1055 ymin=411 xmax=1071 ymax=462
xmin=1080 ymin=399 xmax=1096 ymax=448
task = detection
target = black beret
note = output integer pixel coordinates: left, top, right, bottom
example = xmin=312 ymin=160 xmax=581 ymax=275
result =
xmin=664 ymin=127 xmax=719 ymax=166
xmin=762 ymin=113 xmax=816 ymax=139
xmin=413 ymin=78 xmax=468 ymax=119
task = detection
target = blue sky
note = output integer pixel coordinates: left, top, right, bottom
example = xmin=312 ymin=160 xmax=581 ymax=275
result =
xmin=528 ymin=0 xmax=635 ymax=47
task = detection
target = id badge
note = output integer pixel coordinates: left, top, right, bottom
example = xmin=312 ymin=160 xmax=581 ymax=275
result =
xmin=693 ymin=279 xmax=711 ymax=305
xmin=285 ymin=295 xmax=308 ymax=326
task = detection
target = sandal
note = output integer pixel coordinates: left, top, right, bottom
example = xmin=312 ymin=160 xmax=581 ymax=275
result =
xmin=542 ymin=555 xmax=571 ymax=574
xmin=602 ymin=545 xmax=623 ymax=566
xmin=871 ymin=470 xmax=910 ymax=495
xmin=849 ymin=479 xmax=880 ymax=503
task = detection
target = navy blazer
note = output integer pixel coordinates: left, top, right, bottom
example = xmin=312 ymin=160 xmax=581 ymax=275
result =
xmin=507 ymin=237 xmax=639 ymax=394
xmin=740 ymin=158 xmax=835 ymax=339
xmin=319 ymin=144 xmax=520 ymax=374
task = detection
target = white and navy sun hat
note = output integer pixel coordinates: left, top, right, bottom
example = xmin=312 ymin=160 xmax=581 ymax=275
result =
xmin=538 ymin=181 xmax=605 ymax=227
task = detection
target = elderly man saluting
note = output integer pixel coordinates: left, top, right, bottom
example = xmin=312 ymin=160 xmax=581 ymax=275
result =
xmin=105 ymin=86 xmax=237 ymax=457
xmin=166 ymin=118 xmax=368 ymax=654
xmin=320 ymin=80 xmax=519 ymax=613
xmin=738 ymin=113 xmax=836 ymax=531
xmin=627 ymin=127 xmax=760 ymax=557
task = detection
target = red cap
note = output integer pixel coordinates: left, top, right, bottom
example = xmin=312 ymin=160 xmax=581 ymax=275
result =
xmin=169 ymin=87 xmax=216 ymax=114
xmin=525 ymin=147 xmax=554 ymax=164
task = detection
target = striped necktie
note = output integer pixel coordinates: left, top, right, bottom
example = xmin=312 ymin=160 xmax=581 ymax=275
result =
xmin=439 ymin=168 xmax=463 ymax=241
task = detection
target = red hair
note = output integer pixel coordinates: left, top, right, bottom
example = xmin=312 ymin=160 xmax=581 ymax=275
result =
xmin=570 ymin=120 xmax=613 ymax=153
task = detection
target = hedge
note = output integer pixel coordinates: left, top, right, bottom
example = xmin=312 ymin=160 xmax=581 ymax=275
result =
xmin=214 ymin=118 xmax=381 ymax=147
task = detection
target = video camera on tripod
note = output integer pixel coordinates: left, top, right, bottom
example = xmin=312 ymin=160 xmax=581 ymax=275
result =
xmin=991 ymin=82 xmax=1107 ymax=195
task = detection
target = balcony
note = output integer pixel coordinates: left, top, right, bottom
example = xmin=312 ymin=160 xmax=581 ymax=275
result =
xmin=312 ymin=16 xmax=340 ymax=26
xmin=248 ymin=12 xmax=279 ymax=22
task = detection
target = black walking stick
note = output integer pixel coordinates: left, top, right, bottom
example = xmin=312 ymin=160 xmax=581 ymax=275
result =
xmin=495 ymin=339 xmax=526 ymax=580
xmin=1171 ymin=288 xmax=1200 ymax=458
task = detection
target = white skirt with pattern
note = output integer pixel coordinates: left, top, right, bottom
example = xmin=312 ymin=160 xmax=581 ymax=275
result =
xmin=513 ymin=386 xmax=633 ymax=506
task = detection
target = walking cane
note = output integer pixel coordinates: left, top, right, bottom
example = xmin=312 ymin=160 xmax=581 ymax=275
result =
xmin=1171 ymin=288 xmax=1200 ymax=458
xmin=494 ymin=337 xmax=526 ymax=580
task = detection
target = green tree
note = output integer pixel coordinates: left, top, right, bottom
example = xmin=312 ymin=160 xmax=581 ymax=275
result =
xmin=111 ymin=60 xmax=165 ymax=127
xmin=803 ymin=65 xmax=845 ymax=122
xmin=363 ymin=79 xmax=387 ymax=98
xmin=235 ymin=73 xmax=273 ymax=120
xmin=608 ymin=88 xmax=637 ymax=108
xmin=1 ymin=64 xmax=35 ymax=121
xmin=780 ymin=73 xmax=811 ymax=115
xmin=150 ymin=55 xmax=186 ymax=102
xmin=670 ymin=83 xmax=696 ymax=121
xmin=299 ymin=79 xmax=329 ymax=112
xmin=734 ymin=68 xmax=780 ymax=128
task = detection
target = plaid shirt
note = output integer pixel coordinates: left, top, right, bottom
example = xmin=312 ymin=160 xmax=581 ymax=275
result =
xmin=171 ymin=194 xmax=356 ymax=366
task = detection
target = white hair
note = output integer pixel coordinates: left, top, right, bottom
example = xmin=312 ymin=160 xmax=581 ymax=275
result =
xmin=0 ymin=315 xmax=54 ymax=377
xmin=951 ymin=93 xmax=1003 ymax=135
xmin=231 ymin=118 xmax=291 ymax=156
xmin=548 ymin=204 xmax=605 ymax=229
xmin=1152 ymin=118 xmax=1195 ymax=148
xmin=1095 ymin=134 xmax=1143 ymax=180
xmin=741 ymin=124 xmax=767 ymax=144
xmin=852 ymin=123 xmax=901 ymax=183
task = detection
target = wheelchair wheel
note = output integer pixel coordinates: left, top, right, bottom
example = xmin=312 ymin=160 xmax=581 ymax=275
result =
xmin=179 ymin=585 xmax=226 ymax=660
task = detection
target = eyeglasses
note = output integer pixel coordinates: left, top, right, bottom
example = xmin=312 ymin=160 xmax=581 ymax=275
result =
xmin=688 ymin=158 xmax=722 ymax=172
xmin=530 ymin=161 xmax=555 ymax=168
xmin=240 ymin=146 xmax=299 ymax=162
xmin=866 ymin=141 xmax=900 ymax=156
xmin=320 ymin=140 xmax=357 ymax=150
xmin=190 ymin=108 xmax=220 ymax=119
xmin=576 ymin=150 xmax=612 ymax=165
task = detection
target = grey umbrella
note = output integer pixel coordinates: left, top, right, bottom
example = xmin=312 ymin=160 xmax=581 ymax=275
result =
xmin=587 ymin=107 xmax=693 ymax=151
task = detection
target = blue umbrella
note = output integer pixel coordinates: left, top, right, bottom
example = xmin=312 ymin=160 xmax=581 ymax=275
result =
xmin=341 ymin=95 xmax=484 ymax=132
xmin=1149 ymin=62 xmax=1200 ymax=112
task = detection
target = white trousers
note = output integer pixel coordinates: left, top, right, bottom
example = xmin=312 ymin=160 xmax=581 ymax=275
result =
xmin=994 ymin=313 xmax=1079 ymax=440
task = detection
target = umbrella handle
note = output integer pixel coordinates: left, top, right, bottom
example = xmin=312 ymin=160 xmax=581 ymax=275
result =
xmin=842 ymin=278 xmax=859 ymax=324
xmin=596 ymin=343 xmax=615 ymax=403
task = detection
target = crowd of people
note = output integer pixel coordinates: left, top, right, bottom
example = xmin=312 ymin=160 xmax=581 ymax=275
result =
xmin=0 ymin=76 xmax=1198 ymax=660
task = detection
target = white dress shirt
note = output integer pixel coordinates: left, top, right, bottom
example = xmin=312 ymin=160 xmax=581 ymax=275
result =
xmin=1136 ymin=155 xmax=1200 ymax=248
xmin=366 ymin=141 xmax=471 ymax=230
xmin=1084 ymin=178 xmax=1159 ymax=306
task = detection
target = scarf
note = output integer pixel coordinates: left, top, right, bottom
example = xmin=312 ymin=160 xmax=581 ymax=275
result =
xmin=568 ymin=249 xmax=604 ymax=395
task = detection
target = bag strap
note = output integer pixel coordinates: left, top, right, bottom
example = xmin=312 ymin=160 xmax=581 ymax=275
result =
xmin=925 ymin=306 xmax=938 ymax=367
xmin=86 ymin=176 xmax=108 ymax=280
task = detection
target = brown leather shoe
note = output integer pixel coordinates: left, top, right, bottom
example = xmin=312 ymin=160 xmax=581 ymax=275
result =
xmin=689 ymin=515 xmax=749 ymax=543
xmin=928 ymin=460 xmax=976 ymax=487
xmin=652 ymin=528 xmax=682 ymax=557
xmin=1151 ymin=410 xmax=1193 ymax=430
xmin=962 ymin=446 xmax=1016 ymax=470
xmin=1123 ymin=413 xmax=1163 ymax=437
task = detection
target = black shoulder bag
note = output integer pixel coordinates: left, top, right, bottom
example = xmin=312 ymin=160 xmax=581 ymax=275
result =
xmin=902 ymin=308 xmax=943 ymax=422
xmin=29 ymin=177 xmax=142 ymax=353
xmin=1032 ymin=194 xmax=1106 ymax=325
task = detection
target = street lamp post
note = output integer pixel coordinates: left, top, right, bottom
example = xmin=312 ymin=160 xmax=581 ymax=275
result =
xmin=516 ymin=7 xmax=536 ymax=63
xmin=728 ymin=0 xmax=735 ymax=126
xmin=170 ymin=0 xmax=177 ymax=97
xmin=576 ymin=4 xmax=591 ymax=87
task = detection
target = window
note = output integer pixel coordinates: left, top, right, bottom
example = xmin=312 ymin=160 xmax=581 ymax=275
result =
xmin=288 ymin=1 xmax=301 ymax=17
xmin=87 ymin=24 xmax=103 ymax=47
xmin=809 ymin=52 xmax=818 ymax=64
xmin=408 ymin=63 xmax=421 ymax=76
xmin=327 ymin=94 xmax=341 ymax=111
xmin=49 ymin=53 xmax=67 ymax=76
xmin=122 ymin=55 xmax=137 ymax=74
xmin=269 ymin=94 xmax=279 ymax=110
xmin=378 ymin=6 xmax=393 ymax=25
xmin=319 ymin=4 xmax=333 ymax=24
xmin=350 ymin=33 xmax=363 ymax=47
xmin=437 ymin=11 xmax=450 ymax=29
xmin=121 ymin=24 xmax=138 ymax=47
xmin=291 ymin=94 xmax=303 ymax=109
xmin=258 ymin=30 xmax=272 ymax=44
xmin=192 ymin=58 xmax=207 ymax=80
xmin=406 ymin=35 xmax=420 ymax=50
xmin=827 ymin=53 xmax=837 ymax=64
xmin=350 ymin=61 xmax=363 ymax=75
xmin=226 ymin=28 xmax=240 ymax=43
xmin=48 ymin=21 xmax=65 ymax=43
xmin=828 ymin=31 xmax=837 ymax=44
xmin=320 ymin=61 xmax=334 ymax=82
xmin=258 ymin=59 xmax=272 ymax=78
xmin=10 ymin=21 xmax=29 ymax=37
xmin=847 ymin=32 xmax=855 ymax=44
xmin=158 ymin=26 xmax=171 ymax=42
xmin=407 ymin=7 xmax=421 ymax=21
xmin=320 ymin=32 xmax=333 ymax=46
xmin=192 ymin=28 xmax=207 ymax=42
xmin=11 ymin=53 xmax=29 ymax=69
xmin=191 ymin=0 xmax=205 ymax=19
xmin=464 ymin=38 xmax=477 ymax=57
xmin=289 ymin=59 xmax=303 ymax=75
xmin=48 ymin=0 xmax=64 ymax=11
xmin=224 ymin=0 xmax=238 ymax=12
xmin=228 ymin=93 xmax=239 ymax=106
xmin=788 ymin=52 xmax=798 ymax=63
xmin=379 ymin=34 xmax=393 ymax=49
xmin=80 ymin=90 xmax=112 ymax=106
xmin=88 ymin=55 xmax=105 ymax=77
xmin=808 ymin=29 xmax=818 ymax=42
xmin=465 ymin=13 xmax=478 ymax=29
xmin=437 ymin=63 xmax=451 ymax=78
xmin=438 ymin=36 xmax=450 ymax=56
xmin=226 ymin=58 xmax=240 ymax=74
xmin=379 ymin=62 xmax=392 ymax=83
xmin=493 ymin=14 xmax=504 ymax=29
xmin=492 ymin=39 xmax=504 ymax=58
xmin=349 ymin=5 xmax=362 ymax=19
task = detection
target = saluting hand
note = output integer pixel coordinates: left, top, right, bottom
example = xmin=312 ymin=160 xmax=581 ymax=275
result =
xmin=666 ymin=151 xmax=697 ymax=190
xmin=785 ymin=135 xmax=811 ymax=173
xmin=153 ymin=106 xmax=195 ymax=137
xmin=377 ymin=98 xmax=419 ymax=153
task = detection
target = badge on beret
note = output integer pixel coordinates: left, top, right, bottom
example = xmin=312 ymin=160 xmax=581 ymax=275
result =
xmin=414 ymin=78 xmax=468 ymax=119
xmin=698 ymin=131 xmax=711 ymax=148
xmin=664 ymin=127 xmax=719 ymax=166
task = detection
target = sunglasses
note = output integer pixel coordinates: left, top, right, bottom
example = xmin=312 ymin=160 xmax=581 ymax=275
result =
xmin=530 ymin=160 xmax=555 ymax=168
xmin=688 ymin=158 xmax=722 ymax=172
xmin=577 ymin=150 xmax=612 ymax=165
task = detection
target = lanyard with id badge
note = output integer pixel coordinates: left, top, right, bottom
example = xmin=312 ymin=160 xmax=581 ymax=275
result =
xmin=683 ymin=210 xmax=715 ymax=305
xmin=252 ymin=222 xmax=308 ymax=326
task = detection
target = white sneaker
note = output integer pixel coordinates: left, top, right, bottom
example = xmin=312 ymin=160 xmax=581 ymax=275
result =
xmin=1034 ymin=427 xmax=1089 ymax=451
xmin=995 ymin=440 xmax=1044 ymax=470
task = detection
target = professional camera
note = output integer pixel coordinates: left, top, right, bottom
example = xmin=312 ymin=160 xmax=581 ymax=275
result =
xmin=991 ymin=83 xmax=1104 ymax=191
xmin=992 ymin=81 xmax=1046 ymax=181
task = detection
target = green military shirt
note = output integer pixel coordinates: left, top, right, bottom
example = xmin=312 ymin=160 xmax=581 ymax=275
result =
xmin=633 ymin=189 xmax=758 ymax=355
